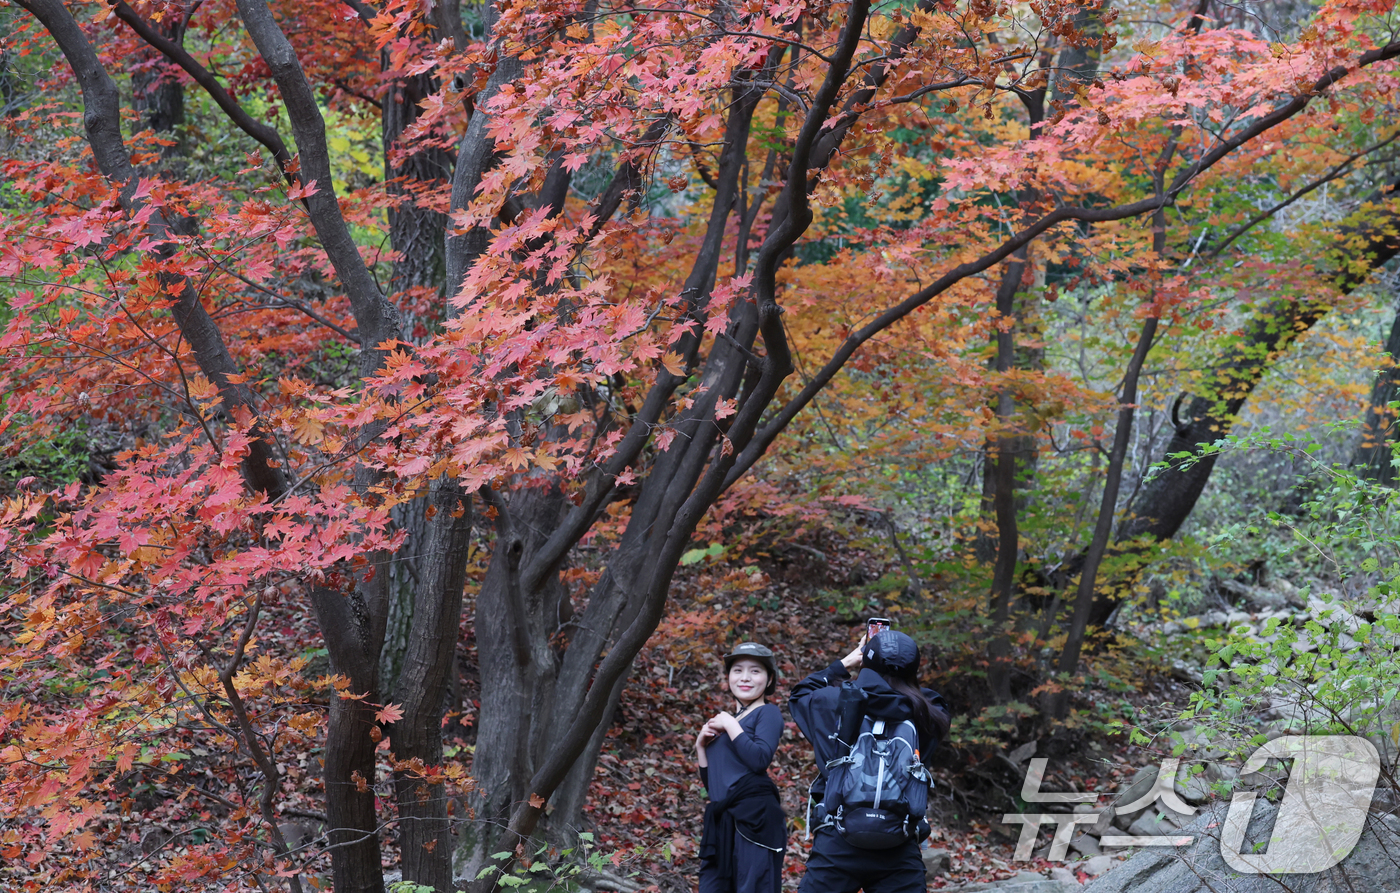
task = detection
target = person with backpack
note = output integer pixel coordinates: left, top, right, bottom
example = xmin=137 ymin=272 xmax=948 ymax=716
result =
xmin=789 ymin=631 xmax=951 ymax=893
xmin=696 ymin=642 xmax=786 ymax=893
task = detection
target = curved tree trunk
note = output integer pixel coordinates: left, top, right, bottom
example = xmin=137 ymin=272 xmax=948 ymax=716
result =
xmin=458 ymin=485 xmax=572 ymax=882
xmin=1089 ymin=177 xmax=1400 ymax=624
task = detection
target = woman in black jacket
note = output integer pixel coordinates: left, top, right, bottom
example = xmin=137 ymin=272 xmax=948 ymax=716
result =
xmin=696 ymin=642 xmax=786 ymax=893
xmin=789 ymin=631 xmax=950 ymax=893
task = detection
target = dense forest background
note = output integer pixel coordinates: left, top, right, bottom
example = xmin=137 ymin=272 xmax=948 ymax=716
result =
xmin=1 ymin=0 xmax=1400 ymax=890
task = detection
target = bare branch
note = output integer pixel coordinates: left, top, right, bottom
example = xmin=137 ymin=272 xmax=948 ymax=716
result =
xmin=111 ymin=1 xmax=296 ymax=180
xmin=207 ymin=596 xmax=307 ymax=893
xmin=1207 ymin=129 xmax=1400 ymax=260
xmin=233 ymin=0 xmax=401 ymax=370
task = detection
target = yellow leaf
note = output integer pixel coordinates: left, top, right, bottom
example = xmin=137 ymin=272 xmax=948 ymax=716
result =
xmin=502 ymin=447 xmax=531 ymax=470
xmin=292 ymin=415 xmax=325 ymax=445
xmin=661 ymin=352 xmax=686 ymax=376
xmin=188 ymin=374 xmax=219 ymax=401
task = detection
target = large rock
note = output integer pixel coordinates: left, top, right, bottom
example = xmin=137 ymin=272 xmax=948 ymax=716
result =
xmin=1085 ymin=801 xmax=1400 ymax=893
xmin=923 ymin=847 xmax=951 ymax=877
xmin=1220 ymin=580 xmax=1284 ymax=612
xmin=1070 ymin=830 xmax=1102 ymax=857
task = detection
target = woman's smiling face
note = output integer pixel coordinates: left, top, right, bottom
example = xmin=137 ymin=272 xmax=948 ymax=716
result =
xmin=726 ymin=658 xmax=769 ymax=703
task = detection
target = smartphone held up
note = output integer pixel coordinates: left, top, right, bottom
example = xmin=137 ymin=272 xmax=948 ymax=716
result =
xmin=867 ymin=617 xmax=891 ymax=640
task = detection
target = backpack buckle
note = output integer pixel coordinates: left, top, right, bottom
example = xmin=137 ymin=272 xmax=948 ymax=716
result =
xmin=825 ymin=754 xmax=855 ymax=770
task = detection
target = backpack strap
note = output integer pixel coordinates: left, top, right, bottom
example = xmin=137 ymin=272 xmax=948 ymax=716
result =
xmin=804 ymin=778 xmax=835 ymax=841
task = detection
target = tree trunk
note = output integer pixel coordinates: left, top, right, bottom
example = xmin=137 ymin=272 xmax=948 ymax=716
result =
xmin=390 ymin=481 xmax=474 ymax=892
xmin=383 ymin=66 xmax=450 ymax=302
xmin=1353 ymin=307 xmax=1400 ymax=485
xmin=373 ymin=20 xmax=463 ymax=888
xmin=1049 ymin=313 xmax=1158 ymax=716
xmin=450 ymin=41 xmax=771 ymax=877
xmin=457 ymin=485 xmax=571 ymax=882
xmin=987 ymin=254 xmax=1026 ymax=704
xmin=380 ymin=497 xmax=428 ymax=698
xmin=311 ymin=579 xmax=388 ymax=893
xmin=377 ymin=55 xmax=447 ymax=739
xmin=1050 ymin=4 xmax=1104 ymax=106
xmin=1095 ymin=176 xmax=1400 ymax=624
xmin=132 ymin=18 xmax=185 ymax=159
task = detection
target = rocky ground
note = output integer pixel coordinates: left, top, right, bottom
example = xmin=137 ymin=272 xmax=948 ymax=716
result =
xmin=922 ymin=574 xmax=1400 ymax=893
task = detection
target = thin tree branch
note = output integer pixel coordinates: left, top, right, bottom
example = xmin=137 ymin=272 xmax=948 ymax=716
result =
xmin=204 ymin=596 xmax=307 ymax=893
xmin=1207 ymin=129 xmax=1400 ymax=260
xmin=724 ymin=37 xmax=1400 ymax=490
xmin=111 ymin=0 xmax=296 ymax=180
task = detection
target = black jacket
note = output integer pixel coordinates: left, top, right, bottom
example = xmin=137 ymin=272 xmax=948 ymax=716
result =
xmin=699 ymin=772 xmax=785 ymax=888
xmin=789 ymin=661 xmax=949 ymax=801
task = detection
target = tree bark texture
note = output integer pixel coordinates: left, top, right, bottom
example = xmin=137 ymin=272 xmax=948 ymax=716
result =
xmin=380 ymin=498 xmax=430 ymax=697
xmin=310 ymin=583 xmax=386 ymax=893
xmin=389 ymin=482 xmax=474 ymax=893
xmin=383 ymin=65 xmax=451 ymax=298
xmin=1353 ymin=307 xmax=1400 ymax=485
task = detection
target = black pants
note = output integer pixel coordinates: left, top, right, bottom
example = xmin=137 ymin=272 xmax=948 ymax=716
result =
xmin=699 ymin=829 xmax=783 ymax=893
xmin=797 ymin=828 xmax=925 ymax=893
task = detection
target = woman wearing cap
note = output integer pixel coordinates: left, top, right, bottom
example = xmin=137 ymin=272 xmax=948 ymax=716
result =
xmin=789 ymin=631 xmax=951 ymax=893
xmin=696 ymin=642 xmax=786 ymax=893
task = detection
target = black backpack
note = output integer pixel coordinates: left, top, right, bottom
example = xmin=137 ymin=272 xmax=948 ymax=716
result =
xmin=821 ymin=715 xmax=931 ymax=848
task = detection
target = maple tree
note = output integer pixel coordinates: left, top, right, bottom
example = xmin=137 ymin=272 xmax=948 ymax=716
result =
xmin=1 ymin=0 xmax=1400 ymax=891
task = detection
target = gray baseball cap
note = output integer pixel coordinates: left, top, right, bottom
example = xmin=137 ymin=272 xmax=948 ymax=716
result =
xmin=724 ymin=642 xmax=779 ymax=696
